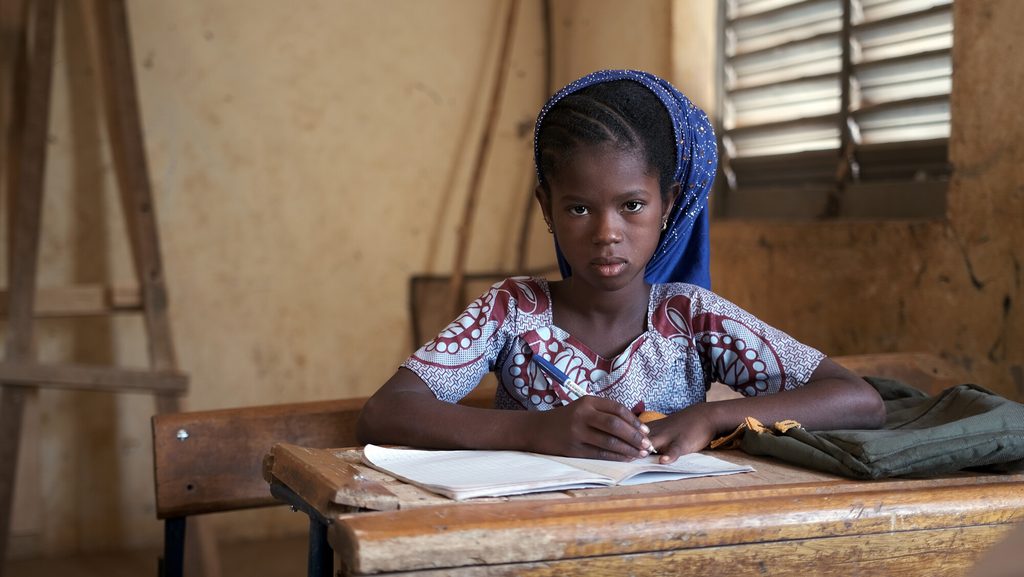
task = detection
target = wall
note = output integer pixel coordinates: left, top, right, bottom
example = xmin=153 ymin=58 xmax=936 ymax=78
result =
xmin=3 ymin=0 xmax=672 ymax=556
xmin=705 ymin=1 xmax=1024 ymax=402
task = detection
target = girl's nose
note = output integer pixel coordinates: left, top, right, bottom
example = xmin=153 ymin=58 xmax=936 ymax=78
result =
xmin=592 ymin=212 xmax=623 ymax=244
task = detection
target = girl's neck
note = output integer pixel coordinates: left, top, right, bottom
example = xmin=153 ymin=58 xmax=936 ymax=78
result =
xmin=548 ymin=274 xmax=651 ymax=342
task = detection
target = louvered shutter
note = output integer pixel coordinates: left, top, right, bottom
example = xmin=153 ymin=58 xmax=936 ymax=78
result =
xmin=718 ymin=0 xmax=952 ymax=218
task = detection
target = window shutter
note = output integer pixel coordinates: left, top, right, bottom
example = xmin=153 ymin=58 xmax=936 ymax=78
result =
xmin=718 ymin=0 xmax=952 ymax=218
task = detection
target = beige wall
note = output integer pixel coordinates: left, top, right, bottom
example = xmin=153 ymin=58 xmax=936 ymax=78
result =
xmin=4 ymin=0 xmax=673 ymax=556
xmin=5 ymin=0 xmax=1022 ymax=560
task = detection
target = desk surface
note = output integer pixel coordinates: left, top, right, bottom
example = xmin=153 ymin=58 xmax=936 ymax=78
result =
xmin=265 ymin=443 xmax=1024 ymax=577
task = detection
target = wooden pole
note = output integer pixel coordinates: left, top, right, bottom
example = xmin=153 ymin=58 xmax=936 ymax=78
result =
xmin=0 ymin=2 xmax=201 ymax=573
xmin=82 ymin=3 xmax=211 ymax=574
xmin=448 ymin=0 xmax=520 ymax=315
xmin=0 ymin=1 xmax=56 ymax=574
xmin=86 ymin=0 xmax=183 ymax=415
xmin=514 ymin=0 xmax=553 ymax=271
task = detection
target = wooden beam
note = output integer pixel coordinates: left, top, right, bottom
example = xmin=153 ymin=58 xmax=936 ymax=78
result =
xmin=0 ymin=361 xmax=188 ymax=394
xmin=332 ymin=478 xmax=1024 ymax=574
xmin=0 ymin=1 xmax=56 ymax=575
xmin=89 ymin=0 xmax=181 ymax=397
xmin=0 ymin=284 xmax=142 ymax=317
xmin=364 ymin=525 xmax=1014 ymax=577
xmin=270 ymin=443 xmax=399 ymax=513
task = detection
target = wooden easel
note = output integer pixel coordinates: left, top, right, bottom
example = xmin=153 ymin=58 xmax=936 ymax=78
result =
xmin=0 ymin=1 xmax=211 ymax=575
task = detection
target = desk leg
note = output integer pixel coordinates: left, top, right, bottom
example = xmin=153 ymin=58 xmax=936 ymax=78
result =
xmin=162 ymin=516 xmax=186 ymax=577
xmin=309 ymin=517 xmax=332 ymax=577
xmin=270 ymin=482 xmax=334 ymax=577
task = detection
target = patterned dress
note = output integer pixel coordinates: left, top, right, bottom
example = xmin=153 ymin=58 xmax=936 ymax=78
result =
xmin=403 ymin=277 xmax=824 ymax=414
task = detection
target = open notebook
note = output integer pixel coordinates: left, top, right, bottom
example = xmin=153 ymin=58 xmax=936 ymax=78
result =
xmin=362 ymin=444 xmax=754 ymax=500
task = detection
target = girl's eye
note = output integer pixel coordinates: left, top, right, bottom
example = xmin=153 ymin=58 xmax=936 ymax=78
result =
xmin=623 ymin=200 xmax=645 ymax=213
xmin=569 ymin=205 xmax=589 ymax=216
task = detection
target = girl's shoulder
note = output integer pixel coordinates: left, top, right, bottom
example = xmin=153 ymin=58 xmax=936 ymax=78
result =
xmin=650 ymin=281 xmax=712 ymax=305
xmin=483 ymin=276 xmax=551 ymax=317
xmin=649 ymin=282 xmax=742 ymax=339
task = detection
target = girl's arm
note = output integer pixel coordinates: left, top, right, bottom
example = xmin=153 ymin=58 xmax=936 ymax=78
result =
xmin=356 ymin=367 xmax=653 ymax=461
xmin=648 ymin=357 xmax=885 ymax=463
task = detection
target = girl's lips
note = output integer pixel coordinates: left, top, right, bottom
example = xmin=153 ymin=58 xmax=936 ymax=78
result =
xmin=591 ymin=258 xmax=627 ymax=277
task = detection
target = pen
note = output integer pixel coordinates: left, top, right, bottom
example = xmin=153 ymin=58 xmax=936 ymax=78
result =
xmin=530 ymin=354 xmax=657 ymax=454
xmin=530 ymin=354 xmax=588 ymax=404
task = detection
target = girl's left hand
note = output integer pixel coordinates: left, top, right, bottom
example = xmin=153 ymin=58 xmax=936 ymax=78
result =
xmin=646 ymin=404 xmax=718 ymax=464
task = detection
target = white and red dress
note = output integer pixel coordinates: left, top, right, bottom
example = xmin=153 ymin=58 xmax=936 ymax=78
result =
xmin=402 ymin=277 xmax=824 ymax=414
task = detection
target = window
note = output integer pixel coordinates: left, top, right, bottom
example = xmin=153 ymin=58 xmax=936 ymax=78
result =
xmin=716 ymin=0 xmax=953 ymax=219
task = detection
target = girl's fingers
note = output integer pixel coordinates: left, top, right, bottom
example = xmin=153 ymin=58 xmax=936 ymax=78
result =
xmin=582 ymin=396 xmax=645 ymax=429
xmin=583 ymin=398 xmax=650 ymax=449
xmin=578 ymin=423 xmax=642 ymax=457
xmin=558 ymin=397 xmax=653 ymax=460
xmin=588 ymin=411 xmax=650 ymax=453
xmin=657 ymin=441 xmax=682 ymax=464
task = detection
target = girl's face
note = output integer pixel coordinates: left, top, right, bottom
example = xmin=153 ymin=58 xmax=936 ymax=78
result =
xmin=538 ymin=144 xmax=675 ymax=293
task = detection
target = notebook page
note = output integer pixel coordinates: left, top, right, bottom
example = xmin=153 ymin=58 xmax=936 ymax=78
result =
xmin=543 ymin=452 xmax=754 ymax=484
xmin=362 ymin=445 xmax=613 ymax=499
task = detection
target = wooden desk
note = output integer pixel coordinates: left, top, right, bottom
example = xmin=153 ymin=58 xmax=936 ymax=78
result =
xmin=264 ymin=443 xmax=1024 ymax=577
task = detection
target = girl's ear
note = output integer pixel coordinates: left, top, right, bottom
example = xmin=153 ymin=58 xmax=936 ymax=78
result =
xmin=662 ymin=182 xmax=681 ymax=222
xmin=535 ymin=184 xmax=554 ymax=226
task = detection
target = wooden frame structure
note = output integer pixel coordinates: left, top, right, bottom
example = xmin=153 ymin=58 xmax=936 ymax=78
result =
xmin=0 ymin=1 xmax=190 ymax=574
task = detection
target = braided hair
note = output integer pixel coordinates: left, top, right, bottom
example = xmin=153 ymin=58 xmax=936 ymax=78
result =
xmin=535 ymin=80 xmax=677 ymax=200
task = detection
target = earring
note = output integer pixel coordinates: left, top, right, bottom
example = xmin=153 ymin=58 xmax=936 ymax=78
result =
xmin=545 ymin=221 xmax=553 ymax=234
xmin=661 ymin=219 xmax=668 ymax=231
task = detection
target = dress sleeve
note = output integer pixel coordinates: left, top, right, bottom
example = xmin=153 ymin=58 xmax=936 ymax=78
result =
xmin=687 ymin=286 xmax=825 ymax=397
xmin=401 ymin=279 xmax=519 ymax=403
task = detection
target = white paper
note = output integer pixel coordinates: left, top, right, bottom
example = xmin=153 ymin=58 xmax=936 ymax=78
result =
xmin=362 ymin=445 xmax=753 ymax=500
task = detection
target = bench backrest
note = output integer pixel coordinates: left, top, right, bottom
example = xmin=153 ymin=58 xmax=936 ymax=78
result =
xmin=153 ymin=398 xmax=365 ymax=518
xmin=152 ymin=391 xmax=494 ymax=519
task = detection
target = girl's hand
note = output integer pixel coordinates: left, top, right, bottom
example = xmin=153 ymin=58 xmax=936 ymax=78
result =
xmin=530 ymin=396 xmax=653 ymax=461
xmin=646 ymin=404 xmax=717 ymax=464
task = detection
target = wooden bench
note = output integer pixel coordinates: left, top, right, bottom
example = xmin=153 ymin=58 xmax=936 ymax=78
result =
xmin=151 ymin=392 xmax=493 ymax=577
xmin=151 ymin=352 xmax=966 ymax=576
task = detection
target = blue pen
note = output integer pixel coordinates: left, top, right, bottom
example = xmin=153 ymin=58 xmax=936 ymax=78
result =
xmin=530 ymin=354 xmax=657 ymax=454
xmin=530 ymin=355 xmax=589 ymax=404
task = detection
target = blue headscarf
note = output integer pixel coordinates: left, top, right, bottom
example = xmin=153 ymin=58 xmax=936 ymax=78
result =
xmin=533 ymin=69 xmax=716 ymax=289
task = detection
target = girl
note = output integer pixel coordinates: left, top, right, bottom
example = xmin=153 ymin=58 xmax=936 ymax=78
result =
xmin=357 ymin=70 xmax=884 ymax=464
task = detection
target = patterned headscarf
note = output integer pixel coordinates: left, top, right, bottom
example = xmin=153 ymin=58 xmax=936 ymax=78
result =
xmin=533 ymin=69 xmax=716 ymax=288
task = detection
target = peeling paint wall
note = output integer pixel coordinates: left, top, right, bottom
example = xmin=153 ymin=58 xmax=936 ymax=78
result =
xmin=3 ymin=0 xmax=671 ymax=557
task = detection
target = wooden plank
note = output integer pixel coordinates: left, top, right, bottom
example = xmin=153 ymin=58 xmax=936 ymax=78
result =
xmin=331 ymin=478 xmax=1024 ymax=574
xmin=269 ymin=444 xmax=399 ymax=513
xmin=0 ymin=1 xmax=56 ymax=575
xmin=367 ymin=524 xmax=1014 ymax=577
xmin=86 ymin=0 xmax=183 ymax=416
xmin=153 ymin=398 xmax=368 ymax=518
xmin=1 ymin=0 xmax=52 ymax=351
xmin=0 ymin=361 xmax=187 ymax=393
xmin=0 ymin=284 xmax=142 ymax=317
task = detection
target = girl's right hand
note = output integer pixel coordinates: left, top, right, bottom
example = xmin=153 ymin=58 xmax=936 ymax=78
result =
xmin=529 ymin=396 xmax=653 ymax=461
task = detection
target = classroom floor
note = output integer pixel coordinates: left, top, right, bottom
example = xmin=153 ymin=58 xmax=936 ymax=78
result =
xmin=3 ymin=534 xmax=307 ymax=577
